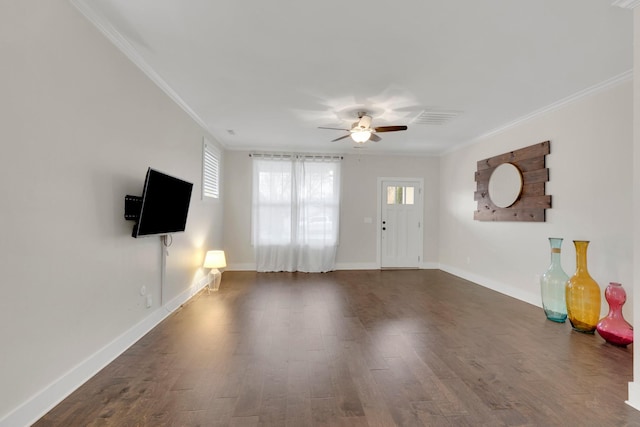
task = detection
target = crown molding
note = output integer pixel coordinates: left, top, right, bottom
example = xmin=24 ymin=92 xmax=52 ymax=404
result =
xmin=70 ymin=0 xmax=211 ymax=133
xmin=440 ymin=69 xmax=633 ymax=156
xmin=471 ymin=69 xmax=632 ymax=145
xmin=612 ymin=0 xmax=640 ymax=9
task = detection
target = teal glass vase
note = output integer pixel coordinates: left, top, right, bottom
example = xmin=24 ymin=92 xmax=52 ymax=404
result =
xmin=540 ymin=237 xmax=569 ymax=322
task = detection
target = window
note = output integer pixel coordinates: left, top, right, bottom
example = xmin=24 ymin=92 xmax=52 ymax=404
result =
xmin=251 ymin=154 xmax=342 ymax=272
xmin=202 ymin=138 xmax=220 ymax=199
xmin=254 ymin=158 xmax=293 ymax=245
xmin=386 ymin=186 xmax=414 ymax=205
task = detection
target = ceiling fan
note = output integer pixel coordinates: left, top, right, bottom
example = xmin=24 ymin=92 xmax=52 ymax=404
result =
xmin=318 ymin=112 xmax=408 ymax=144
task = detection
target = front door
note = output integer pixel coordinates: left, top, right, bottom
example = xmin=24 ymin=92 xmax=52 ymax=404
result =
xmin=380 ymin=179 xmax=423 ymax=268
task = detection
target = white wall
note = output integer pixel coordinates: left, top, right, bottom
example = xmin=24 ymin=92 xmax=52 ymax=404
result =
xmin=223 ymin=152 xmax=440 ymax=269
xmin=0 ymin=1 xmax=223 ymax=423
xmin=439 ymin=80 xmax=633 ymax=319
xmin=629 ymin=5 xmax=640 ymax=411
xmin=221 ymin=151 xmax=254 ymax=269
xmin=338 ymin=154 xmax=439 ymax=268
xmin=1 ymin=1 xmax=634 ymax=423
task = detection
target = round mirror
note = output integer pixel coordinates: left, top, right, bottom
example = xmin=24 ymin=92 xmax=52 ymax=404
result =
xmin=488 ymin=163 xmax=523 ymax=208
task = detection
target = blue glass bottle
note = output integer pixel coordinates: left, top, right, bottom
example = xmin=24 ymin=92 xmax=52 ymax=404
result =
xmin=540 ymin=237 xmax=569 ymax=322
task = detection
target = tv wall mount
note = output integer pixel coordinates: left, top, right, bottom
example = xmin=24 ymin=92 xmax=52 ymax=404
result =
xmin=124 ymin=195 xmax=142 ymax=221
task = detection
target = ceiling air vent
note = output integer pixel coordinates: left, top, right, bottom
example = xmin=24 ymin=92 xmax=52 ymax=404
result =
xmin=412 ymin=110 xmax=461 ymax=126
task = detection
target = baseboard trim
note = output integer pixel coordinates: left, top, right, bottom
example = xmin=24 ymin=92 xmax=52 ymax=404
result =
xmin=0 ymin=280 xmax=208 ymax=427
xmin=164 ymin=275 xmax=210 ymax=313
xmin=228 ymin=262 xmax=384 ymax=271
xmin=438 ymin=263 xmax=541 ymax=308
xmin=627 ymin=382 xmax=640 ymax=411
xmin=335 ymin=262 xmax=379 ymax=270
xmin=228 ymin=262 xmax=452 ymax=272
xmin=2 ymin=265 xmax=555 ymax=426
xmin=226 ymin=262 xmax=257 ymax=271
xmin=420 ymin=262 xmax=439 ymax=269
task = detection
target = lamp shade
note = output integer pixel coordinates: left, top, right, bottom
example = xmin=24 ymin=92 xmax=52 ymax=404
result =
xmin=203 ymin=250 xmax=227 ymax=269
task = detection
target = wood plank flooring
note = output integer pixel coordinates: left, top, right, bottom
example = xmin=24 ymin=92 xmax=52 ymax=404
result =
xmin=34 ymin=270 xmax=640 ymax=426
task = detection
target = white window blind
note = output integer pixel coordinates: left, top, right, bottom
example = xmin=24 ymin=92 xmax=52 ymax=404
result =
xmin=202 ymin=139 xmax=220 ymax=199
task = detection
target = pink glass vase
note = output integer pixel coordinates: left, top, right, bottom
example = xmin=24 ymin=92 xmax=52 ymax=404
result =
xmin=596 ymin=282 xmax=633 ymax=347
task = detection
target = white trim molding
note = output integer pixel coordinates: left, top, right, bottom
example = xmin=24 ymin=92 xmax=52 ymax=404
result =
xmin=419 ymin=262 xmax=439 ymax=269
xmin=335 ymin=262 xmax=379 ymax=271
xmin=226 ymin=263 xmax=258 ymax=271
xmin=0 ymin=280 xmax=208 ymax=427
xmin=442 ymin=69 xmax=633 ymax=156
xmin=438 ymin=264 xmax=541 ymax=308
xmin=227 ymin=263 xmax=436 ymax=271
xmin=612 ymin=0 xmax=640 ymax=9
xmin=69 ymin=0 xmax=213 ymax=136
xmin=474 ymin=70 xmax=633 ymax=143
xmin=628 ymin=382 xmax=640 ymax=410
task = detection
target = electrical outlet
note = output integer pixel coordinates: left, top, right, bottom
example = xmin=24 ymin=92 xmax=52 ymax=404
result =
xmin=146 ymin=295 xmax=152 ymax=308
xmin=140 ymin=285 xmax=147 ymax=296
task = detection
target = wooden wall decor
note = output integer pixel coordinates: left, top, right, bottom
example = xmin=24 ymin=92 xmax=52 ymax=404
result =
xmin=474 ymin=141 xmax=551 ymax=222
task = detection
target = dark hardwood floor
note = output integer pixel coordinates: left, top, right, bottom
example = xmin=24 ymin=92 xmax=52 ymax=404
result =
xmin=34 ymin=270 xmax=639 ymax=426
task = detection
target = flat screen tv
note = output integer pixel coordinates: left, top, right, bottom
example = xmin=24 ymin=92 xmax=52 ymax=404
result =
xmin=131 ymin=168 xmax=193 ymax=238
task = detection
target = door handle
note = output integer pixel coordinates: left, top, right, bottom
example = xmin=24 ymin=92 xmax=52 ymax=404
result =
xmin=382 ymin=227 xmax=386 ymax=231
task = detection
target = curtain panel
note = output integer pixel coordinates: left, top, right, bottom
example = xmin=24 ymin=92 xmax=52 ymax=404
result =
xmin=251 ymin=155 xmax=341 ymax=272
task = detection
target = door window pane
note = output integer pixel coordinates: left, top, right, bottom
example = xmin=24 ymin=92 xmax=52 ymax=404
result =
xmin=386 ymin=186 xmax=415 ymax=205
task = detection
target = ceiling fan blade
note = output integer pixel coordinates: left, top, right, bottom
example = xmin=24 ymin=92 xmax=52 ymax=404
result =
xmin=319 ymin=126 xmax=350 ymax=131
xmin=369 ymin=133 xmax=382 ymax=142
xmin=374 ymin=125 xmax=408 ymax=132
xmin=331 ymin=134 xmax=351 ymax=142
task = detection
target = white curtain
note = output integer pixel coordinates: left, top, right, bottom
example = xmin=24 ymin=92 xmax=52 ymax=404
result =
xmin=252 ymin=155 xmax=341 ymax=272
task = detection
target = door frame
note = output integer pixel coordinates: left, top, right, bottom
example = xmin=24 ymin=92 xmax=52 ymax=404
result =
xmin=376 ymin=177 xmax=425 ymax=269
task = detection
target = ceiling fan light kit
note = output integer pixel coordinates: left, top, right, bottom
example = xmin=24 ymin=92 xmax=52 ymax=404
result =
xmin=319 ymin=111 xmax=407 ymax=145
xmin=351 ymin=129 xmax=372 ymax=143
xmin=355 ymin=113 xmax=372 ymax=130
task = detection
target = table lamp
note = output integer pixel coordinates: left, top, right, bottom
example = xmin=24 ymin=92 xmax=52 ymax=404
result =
xmin=203 ymin=250 xmax=227 ymax=292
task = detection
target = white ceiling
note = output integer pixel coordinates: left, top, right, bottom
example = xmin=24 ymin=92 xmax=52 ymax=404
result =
xmin=73 ymin=0 xmax=633 ymax=155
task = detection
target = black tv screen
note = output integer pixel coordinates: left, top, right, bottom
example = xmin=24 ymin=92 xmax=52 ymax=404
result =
xmin=132 ymin=168 xmax=193 ymax=238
